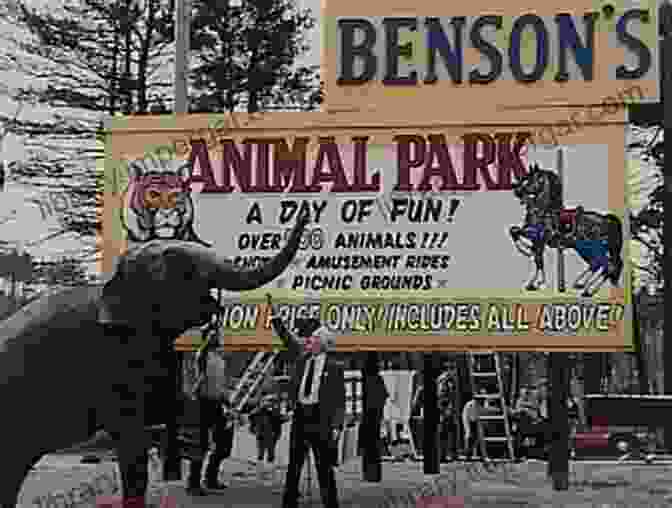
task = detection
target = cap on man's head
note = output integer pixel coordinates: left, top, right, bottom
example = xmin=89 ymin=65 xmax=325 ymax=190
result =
xmin=294 ymin=317 xmax=322 ymax=337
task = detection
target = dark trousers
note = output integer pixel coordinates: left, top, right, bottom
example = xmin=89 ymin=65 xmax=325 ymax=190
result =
xmin=257 ymin=432 xmax=281 ymax=462
xmin=282 ymin=403 xmax=339 ymax=508
xmin=188 ymin=398 xmax=234 ymax=487
xmin=254 ymin=413 xmax=283 ymax=462
xmin=360 ymin=407 xmax=384 ymax=481
xmin=516 ymin=416 xmax=550 ymax=457
xmin=464 ymin=421 xmax=479 ymax=456
xmin=439 ymin=420 xmax=457 ymax=460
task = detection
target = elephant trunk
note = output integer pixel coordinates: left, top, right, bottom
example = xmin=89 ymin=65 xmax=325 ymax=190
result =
xmin=173 ymin=213 xmax=308 ymax=291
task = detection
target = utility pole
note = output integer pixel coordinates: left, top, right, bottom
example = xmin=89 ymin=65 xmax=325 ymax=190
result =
xmin=174 ymin=0 xmax=190 ymax=113
xmin=111 ymin=3 xmax=121 ymax=115
xmin=548 ymin=148 xmax=570 ymax=490
xmin=422 ymin=353 xmax=440 ymax=476
xmin=123 ymin=0 xmax=133 ymax=114
xmin=163 ymin=0 xmax=191 ymax=481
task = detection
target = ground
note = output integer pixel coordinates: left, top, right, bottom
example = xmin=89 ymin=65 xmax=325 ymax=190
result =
xmin=17 ymin=426 xmax=672 ymax=508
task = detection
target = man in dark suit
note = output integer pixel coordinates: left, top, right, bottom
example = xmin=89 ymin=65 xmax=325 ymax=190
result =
xmin=267 ymin=295 xmax=345 ymax=508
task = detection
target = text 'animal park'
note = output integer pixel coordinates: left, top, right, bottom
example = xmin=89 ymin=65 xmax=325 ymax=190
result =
xmin=179 ymin=132 xmax=530 ymax=194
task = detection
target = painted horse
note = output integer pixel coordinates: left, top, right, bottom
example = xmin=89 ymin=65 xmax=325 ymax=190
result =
xmin=509 ymin=164 xmax=623 ymax=297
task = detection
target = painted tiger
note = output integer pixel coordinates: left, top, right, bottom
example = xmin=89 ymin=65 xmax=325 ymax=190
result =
xmin=120 ymin=156 xmax=211 ymax=247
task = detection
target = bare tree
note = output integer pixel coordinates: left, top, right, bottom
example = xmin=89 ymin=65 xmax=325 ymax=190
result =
xmin=0 ymin=103 xmax=23 ymax=190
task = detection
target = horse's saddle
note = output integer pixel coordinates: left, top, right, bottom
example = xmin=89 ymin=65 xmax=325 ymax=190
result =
xmin=559 ymin=207 xmax=583 ymax=233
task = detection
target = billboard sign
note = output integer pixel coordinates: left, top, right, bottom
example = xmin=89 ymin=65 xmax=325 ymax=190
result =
xmin=322 ymin=0 xmax=660 ymax=113
xmin=103 ymin=111 xmax=632 ymax=351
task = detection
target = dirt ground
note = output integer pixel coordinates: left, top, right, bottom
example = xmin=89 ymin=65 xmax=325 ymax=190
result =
xmin=17 ymin=427 xmax=672 ymax=508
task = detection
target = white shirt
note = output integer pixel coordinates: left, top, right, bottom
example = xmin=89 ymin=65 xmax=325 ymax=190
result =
xmin=462 ymin=399 xmax=479 ymax=426
xmin=298 ymin=352 xmax=326 ymax=405
xmin=198 ymin=350 xmax=229 ymax=401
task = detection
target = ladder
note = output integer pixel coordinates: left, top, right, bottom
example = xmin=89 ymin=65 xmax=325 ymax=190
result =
xmin=228 ymin=351 xmax=278 ymax=413
xmin=466 ymin=352 xmax=516 ymax=462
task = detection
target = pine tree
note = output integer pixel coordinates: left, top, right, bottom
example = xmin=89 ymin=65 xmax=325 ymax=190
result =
xmin=189 ymin=0 xmax=321 ymax=113
xmin=620 ymin=3 xmax=669 ymax=395
xmin=0 ymin=0 xmax=176 ymax=245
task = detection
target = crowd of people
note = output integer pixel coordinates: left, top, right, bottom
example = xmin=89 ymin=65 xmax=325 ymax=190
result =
xmin=182 ymin=315 xmax=586 ymax=507
xmin=399 ymin=377 xmax=584 ymax=462
xmin=184 ymin=295 xmax=344 ymax=508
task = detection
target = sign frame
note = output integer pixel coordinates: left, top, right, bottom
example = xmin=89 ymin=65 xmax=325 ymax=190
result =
xmin=103 ymin=110 xmax=632 ymax=352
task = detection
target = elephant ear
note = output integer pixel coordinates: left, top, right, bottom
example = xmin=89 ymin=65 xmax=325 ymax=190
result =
xmin=98 ymin=242 xmax=206 ymax=332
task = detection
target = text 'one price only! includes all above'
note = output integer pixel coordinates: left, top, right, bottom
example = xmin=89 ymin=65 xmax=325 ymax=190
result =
xmin=212 ymin=302 xmax=625 ymax=334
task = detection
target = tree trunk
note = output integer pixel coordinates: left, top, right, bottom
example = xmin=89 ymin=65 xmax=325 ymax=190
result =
xmin=633 ymin=294 xmax=650 ymax=394
xmin=136 ymin=6 xmax=155 ymax=115
xmin=422 ymin=353 xmax=439 ymax=475
xmin=111 ymin=25 xmax=120 ymax=114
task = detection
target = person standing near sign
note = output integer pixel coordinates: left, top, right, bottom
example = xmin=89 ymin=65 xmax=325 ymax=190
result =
xmin=187 ymin=331 xmax=234 ymax=495
xmin=267 ymin=294 xmax=345 ymax=508
xmin=359 ymin=353 xmax=389 ymax=481
xmin=461 ymin=389 xmax=491 ymax=459
xmin=535 ymin=380 xmax=552 ymax=455
xmin=438 ymin=378 xmax=457 ymax=462
xmin=249 ymin=392 xmax=287 ymax=485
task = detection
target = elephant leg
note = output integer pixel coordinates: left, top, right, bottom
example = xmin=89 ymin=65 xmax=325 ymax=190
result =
xmin=0 ymin=452 xmax=43 ymax=508
xmin=110 ymin=420 xmax=150 ymax=508
xmin=102 ymin=380 xmax=150 ymax=508
xmin=0 ymin=390 xmax=93 ymax=508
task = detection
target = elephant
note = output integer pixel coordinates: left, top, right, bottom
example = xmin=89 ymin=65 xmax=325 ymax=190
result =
xmin=0 ymin=212 xmax=308 ymax=508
